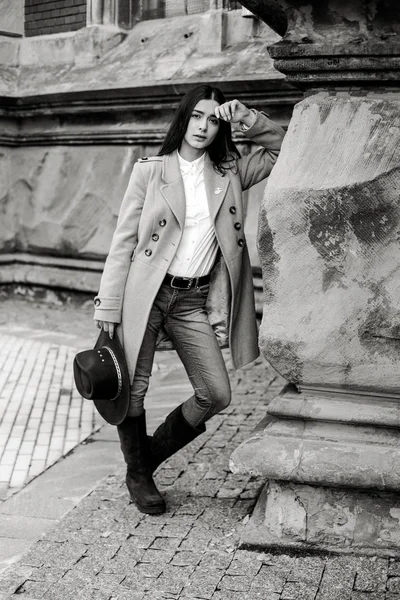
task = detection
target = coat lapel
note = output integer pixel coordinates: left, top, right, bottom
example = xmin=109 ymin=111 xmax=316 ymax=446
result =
xmin=204 ymin=154 xmax=230 ymax=223
xmin=160 ymin=152 xmax=230 ymax=227
xmin=160 ymin=152 xmax=185 ymax=229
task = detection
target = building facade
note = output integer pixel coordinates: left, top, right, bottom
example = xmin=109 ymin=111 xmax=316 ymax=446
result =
xmin=0 ymin=0 xmax=299 ymax=304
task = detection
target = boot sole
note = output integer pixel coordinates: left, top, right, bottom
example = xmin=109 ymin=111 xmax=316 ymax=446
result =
xmin=129 ymin=496 xmax=166 ymax=515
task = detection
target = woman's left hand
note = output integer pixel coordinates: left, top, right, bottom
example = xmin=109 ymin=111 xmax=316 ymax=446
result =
xmin=95 ymin=320 xmax=116 ymax=339
xmin=215 ymin=100 xmax=256 ymax=128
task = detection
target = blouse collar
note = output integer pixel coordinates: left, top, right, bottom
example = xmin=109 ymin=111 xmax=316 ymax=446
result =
xmin=177 ymin=150 xmax=206 ymax=175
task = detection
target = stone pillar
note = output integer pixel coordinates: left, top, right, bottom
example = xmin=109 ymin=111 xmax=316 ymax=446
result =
xmin=87 ymin=0 xmax=136 ymax=28
xmin=87 ymin=0 xmax=105 ymax=25
xmin=230 ymin=0 xmax=400 ymax=557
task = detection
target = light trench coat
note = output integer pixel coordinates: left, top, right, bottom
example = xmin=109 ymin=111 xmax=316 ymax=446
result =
xmin=94 ymin=111 xmax=285 ymax=383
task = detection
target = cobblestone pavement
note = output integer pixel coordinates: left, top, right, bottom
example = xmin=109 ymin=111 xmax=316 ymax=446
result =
xmin=0 ymin=324 xmax=190 ymax=502
xmin=0 ymin=332 xmax=102 ymax=498
xmin=1 ymin=358 xmax=400 ymax=600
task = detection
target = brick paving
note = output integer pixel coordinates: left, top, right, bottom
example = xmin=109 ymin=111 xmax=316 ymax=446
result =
xmin=0 ymin=333 xmax=102 ymax=497
xmin=1 ymin=357 xmax=400 ymax=600
xmin=0 ymin=326 xmax=190 ymax=504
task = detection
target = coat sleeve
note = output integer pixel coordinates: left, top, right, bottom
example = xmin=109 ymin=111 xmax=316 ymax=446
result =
xmin=237 ymin=110 xmax=286 ymax=191
xmin=93 ymin=162 xmax=147 ymax=324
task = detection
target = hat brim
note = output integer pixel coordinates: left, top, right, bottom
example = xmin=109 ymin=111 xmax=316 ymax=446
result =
xmin=91 ymin=328 xmax=130 ymax=425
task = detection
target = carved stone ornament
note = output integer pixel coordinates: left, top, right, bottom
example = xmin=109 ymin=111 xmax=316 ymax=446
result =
xmin=239 ymin=0 xmax=400 ymax=88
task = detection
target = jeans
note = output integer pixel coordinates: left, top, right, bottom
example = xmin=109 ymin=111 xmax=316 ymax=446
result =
xmin=128 ymin=282 xmax=231 ymax=428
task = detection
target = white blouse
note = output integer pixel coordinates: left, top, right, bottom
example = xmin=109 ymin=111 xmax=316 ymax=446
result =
xmin=168 ymin=151 xmax=219 ymax=278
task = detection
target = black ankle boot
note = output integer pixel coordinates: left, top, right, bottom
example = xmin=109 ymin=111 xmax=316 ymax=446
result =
xmin=150 ymin=404 xmax=206 ymax=472
xmin=117 ymin=413 xmax=166 ymax=514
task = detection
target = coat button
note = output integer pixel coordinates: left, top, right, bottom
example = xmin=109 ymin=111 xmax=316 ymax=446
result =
xmin=234 ymin=222 xmax=241 ymax=230
xmin=145 ymin=249 xmax=152 ymax=256
xmin=238 ymin=239 xmax=245 ymax=247
xmin=229 ymin=206 xmax=236 ymax=214
xmin=159 ymin=219 xmax=167 ymax=227
xmin=94 ymin=298 xmax=101 ymax=307
xmin=152 ymin=233 xmax=159 ymax=241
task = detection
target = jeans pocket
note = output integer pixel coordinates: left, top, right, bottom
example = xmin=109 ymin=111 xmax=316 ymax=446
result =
xmin=197 ymin=284 xmax=210 ymax=298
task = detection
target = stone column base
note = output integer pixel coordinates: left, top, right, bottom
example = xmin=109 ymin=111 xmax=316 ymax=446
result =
xmin=241 ymin=480 xmax=400 ymax=558
xmin=230 ymin=388 xmax=400 ymax=491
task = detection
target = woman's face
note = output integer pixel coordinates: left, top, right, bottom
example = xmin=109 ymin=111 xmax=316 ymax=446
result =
xmin=180 ymin=99 xmax=220 ymax=159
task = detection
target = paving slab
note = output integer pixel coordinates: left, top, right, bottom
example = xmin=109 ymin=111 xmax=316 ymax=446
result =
xmin=0 ymin=515 xmax=55 ymax=540
xmin=0 ymin=428 xmax=120 ymax=520
xmin=0 ymin=331 xmax=103 ymax=500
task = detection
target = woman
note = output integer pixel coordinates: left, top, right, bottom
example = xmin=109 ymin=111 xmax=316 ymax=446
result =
xmin=94 ymin=85 xmax=285 ymax=515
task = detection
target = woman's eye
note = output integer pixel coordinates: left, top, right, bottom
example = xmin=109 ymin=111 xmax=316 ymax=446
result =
xmin=192 ymin=113 xmax=200 ymax=119
xmin=210 ymin=119 xmax=218 ymax=126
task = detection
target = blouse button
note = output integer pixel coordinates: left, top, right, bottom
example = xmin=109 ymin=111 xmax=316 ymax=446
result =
xmin=159 ymin=219 xmax=167 ymax=227
xmin=229 ymin=206 xmax=236 ymax=214
xmin=234 ymin=222 xmax=241 ymax=230
xmin=238 ymin=239 xmax=245 ymax=247
xmin=145 ymin=249 xmax=152 ymax=256
xmin=94 ymin=298 xmax=101 ymax=307
xmin=152 ymin=234 xmax=159 ymax=241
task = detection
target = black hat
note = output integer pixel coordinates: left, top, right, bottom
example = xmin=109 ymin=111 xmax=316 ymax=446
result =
xmin=73 ymin=328 xmax=129 ymax=425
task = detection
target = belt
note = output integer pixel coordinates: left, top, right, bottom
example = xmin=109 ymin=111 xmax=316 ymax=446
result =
xmin=163 ymin=273 xmax=210 ymax=290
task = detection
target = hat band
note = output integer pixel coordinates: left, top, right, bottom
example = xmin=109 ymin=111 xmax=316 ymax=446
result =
xmin=103 ymin=346 xmax=123 ymax=401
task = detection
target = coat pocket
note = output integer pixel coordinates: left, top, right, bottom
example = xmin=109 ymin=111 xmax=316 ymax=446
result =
xmin=206 ymin=254 xmax=231 ymax=349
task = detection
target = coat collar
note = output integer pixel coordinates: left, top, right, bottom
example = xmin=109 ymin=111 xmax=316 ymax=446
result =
xmin=160 ymin=151 xmax=230 ymax=228
xmin=161 ymin=152 xmax=186 ymax=228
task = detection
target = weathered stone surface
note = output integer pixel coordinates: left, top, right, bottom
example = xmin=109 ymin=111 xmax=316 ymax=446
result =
xmin=281 ymin=581 xmax=318 ymax=600
xmin=316 ymin=556 xmax=357 ymax=600
xmin=1 ymin=12 xmax=282 ymax=96
xmin=259 ymin=94 xmax=400 ymax=395
xmin=229 ymin=0 xmax=400 ymax=560
xmin=0 ymin=146 xmax=134 ymax=258
xmin=354 ymin=556 xmax=387 ymax=591
xmin=232 ymin=92 xmax=400 ymax=502
xmin=0 ymin=136 xmax=268 ymax=279
xmin=268 ymin=386 xmax=400 ymax=428
xmin=240 ymin=480 xmax=400 ymax=557
xmin=239 ymin=0 xmax=400 ymax=87
xmin=270 ymin=0 xmax=400 ymax=45
xmin=231 ymin=410 xmax=400 ymax=490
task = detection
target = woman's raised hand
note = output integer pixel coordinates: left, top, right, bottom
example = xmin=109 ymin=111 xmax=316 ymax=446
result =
xmin=95 ymin=320 xmax=115 ymax=339
xmin=215 ymin=100 xmax=256 ymax=128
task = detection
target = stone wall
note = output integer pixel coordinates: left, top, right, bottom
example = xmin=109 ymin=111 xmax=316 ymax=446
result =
xmin=0 ymin=145 xmax=132 ymax=258
xmin=25 ymin=0 xmax=87 ymax=37
xmin=0 ymin=136 xmax=271 ymax=261
xmin=0 ymin=10 xmax=298 ymax=292
xmin=0 ymin=135 xmax=273 ymax=296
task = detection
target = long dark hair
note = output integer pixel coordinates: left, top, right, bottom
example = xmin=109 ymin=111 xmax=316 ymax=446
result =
xmin=158 ymin=85 xmax=240 ymax=174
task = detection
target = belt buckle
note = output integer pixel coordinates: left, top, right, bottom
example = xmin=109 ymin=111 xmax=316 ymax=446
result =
xmin=170 ymin=276 xmax=193 ymax=290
